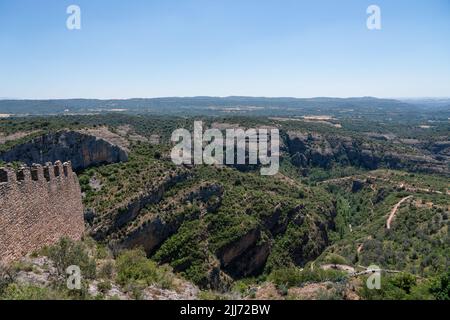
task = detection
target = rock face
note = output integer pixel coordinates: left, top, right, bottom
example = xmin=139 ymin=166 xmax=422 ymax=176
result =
xmin=0 ymin=131 xmax=128 ymax=171
xmin=285 ymin=131 xmax=449 ymax=174
xmin=0 ymin=162 xmax=84 ymax=264
xmin=91 ymin=171 xmax=193 ymax=241
xmin=214 ymin=204 xmax=331 ymax=280
xmin=14 ymin=255 xmax=200 ymax=300
xmin=217 ymin=228 xmax=270 ymax=278
xmin=111 ymin=182 xmax=223 ymax=254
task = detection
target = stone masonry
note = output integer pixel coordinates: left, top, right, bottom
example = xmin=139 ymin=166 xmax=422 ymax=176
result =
xmin=0 ymin=161 xmax=84 ymax=264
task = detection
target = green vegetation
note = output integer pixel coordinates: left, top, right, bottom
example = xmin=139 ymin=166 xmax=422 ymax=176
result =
xmin=321 ymin=182 xmax=449 ymax=276
xmin=0 ymin=239 xmax=181 ymax=300
xmin=1 ymin=284 xmax=69 ymax=300
xmin=154 ymin=220 xmax=210 ymax=286
xmin=268 ymin=267 xmax=347 ymax=288
xmin=43 ymin=237 xmax=96 ymax=279
xmin=1 ymin=112 xmax=448 ymax=300
xmin=116 ymin=248 xmax=174 ymax=290
xmin=359 ymin=272 xmax=448 ymax=300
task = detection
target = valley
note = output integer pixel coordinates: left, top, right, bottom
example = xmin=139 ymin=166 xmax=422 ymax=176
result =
xmin=0 ymin=100 xmax=448 ymax=300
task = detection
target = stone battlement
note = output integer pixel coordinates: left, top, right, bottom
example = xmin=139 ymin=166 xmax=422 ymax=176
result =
xmin=0 ymin=161 xmax=74 ymax=185
xmin=0 ymin=161 xmax=84 ymax=264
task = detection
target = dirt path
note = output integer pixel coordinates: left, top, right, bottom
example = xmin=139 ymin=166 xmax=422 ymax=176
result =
xmin=275 ymin=173 xmax=301 ymax=187
xmin=386 ymin=196 xmax=413 ymax=230
xmin=319 ymin=173 xmax=448 ymax=196
xmin=318 ymin=175 xmax=359 ymax=185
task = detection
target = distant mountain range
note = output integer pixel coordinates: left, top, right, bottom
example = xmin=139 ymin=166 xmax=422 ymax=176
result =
xmin=0 ymin=97 xmax=448 ymax=119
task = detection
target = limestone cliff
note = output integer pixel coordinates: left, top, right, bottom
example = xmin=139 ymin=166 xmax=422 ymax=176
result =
xmin=285 ymin=131 xmax=449 ymax=174
xmin=0 ymin=131 xmax=128 ymax=171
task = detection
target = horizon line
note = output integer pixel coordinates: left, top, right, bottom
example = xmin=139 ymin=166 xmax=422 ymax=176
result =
xmin=1 ymin=95 xmax=450 ymax=101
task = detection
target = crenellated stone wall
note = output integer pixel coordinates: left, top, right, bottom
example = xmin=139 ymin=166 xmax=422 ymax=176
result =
xmin=0 ymin=161 xmax=84 ymax=264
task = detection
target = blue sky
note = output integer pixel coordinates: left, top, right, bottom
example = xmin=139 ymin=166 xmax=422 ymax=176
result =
xmin=0 ymin=0 xmax=449 ymax=99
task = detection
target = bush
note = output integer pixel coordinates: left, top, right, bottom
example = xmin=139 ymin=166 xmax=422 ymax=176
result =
xmin=197 ymin=290 xmax=227 ymax=300
xmin=359 ymin=272 xmax=430 ymax=300
xmin=298 ymin=268 xmax=347 ymax=284
xmin=316 ymin=287 xmax=344 ymax=300
xmin=323 ymin=253 xmax=349 ymax=266
xmin=97 ymin=280 xmax=112 ymax=294
xmin=268 ymin=267 xmax=347 ymax=288
xmin=0 ymin=264 xmax=16 ymax=296
xmin=429 ymin=271 xmax=450 ymax=300
xmin=46 ymin=237 xmax=96 ymax=280
xmin=268 ymin=267 xmax=302 ymax=288
xmin=116 ymin=248 xmax=173 ymax=289
xmin=1 ymin=284 xmax=67 ymax=300
xmin=232 ymin=280 xmax=253 ymax=296
xmin=79 ymin=175 xmax=90 ymax=187
xmin=360 ymin=275 xmax=407 ymax=300
xmin=96 ymin=244 xmax=110 ymax=260
xmin=98 ymin=261 xmax=114 ymax=280
xmin=391 ymin=273 xmax=417 ymax=294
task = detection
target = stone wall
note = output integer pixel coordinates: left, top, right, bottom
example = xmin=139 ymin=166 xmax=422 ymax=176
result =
xmin=0 ymin=161 xmax=84 ymax=264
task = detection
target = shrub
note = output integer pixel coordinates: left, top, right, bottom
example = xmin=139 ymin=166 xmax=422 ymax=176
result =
xmin=78 ymin=175 xmax=90 ymax=186
xmin=359 ymin=272 xmax=428 ymax=300
xmin=298 ymin=268 xmax=347 ymax=284
xmin=429 ymin=271 xmax=450 ymax=300
xmin=323 ymin=253 xmax=349 ymax=266
xmin=232 ymin=280 xmax=252 ymax=296
xmin=197 ymin=290 xmax=227 ymax=300
xmin=97 ymin=280 xmax=112 ymax=294
xmin=98 ymin=261 xmax=115 ymax=280
xmin=268 ymin=267 xmax=346 ymax=288
xmin=268 ymin=267 xmax=302 ymax=288
xmin=316 ymin=287 xmax=344 ymax=300
xmin=1 ymin=283 xmax=67 ymax=300
xmin=96 ymin=244 xmax=110 ymax=260
xmin=12 ymin=261 xmax=33 ymax=273
xmin=391 ymin=273 xmax=417 ymax=294
xmin=47 ymin=237 xmax=96 ymax=280
xmin=0 ymin=264 xmax=16 ymax=296
xmin=116 ymin=248 xmax=173 ymax=289
xmin=269 ymin=267 xmax=346 ymax=288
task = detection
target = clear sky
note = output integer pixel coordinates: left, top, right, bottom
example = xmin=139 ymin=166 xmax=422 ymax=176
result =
xmin=1 ymin=0 xmax=449 ymax=99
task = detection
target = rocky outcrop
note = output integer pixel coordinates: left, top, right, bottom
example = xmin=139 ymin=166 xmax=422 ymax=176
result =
xmin=217 ymin=228 xmax=271 ymax=278
xmin=215 ymin=204 xmax=320 ymax=278
xmin=118 ymin=215 xmax=182 ymax=257
xmin=91 ymin=171 xmax=193 ymax=241
xmin=111 ymin=172 xmax=191 ymax=232
xmin=0 ymin=131 xmax=128 ymax=171
xmin=285 ymin=131 xmax=449 ymax=174
xmin=13 ymin=255 xmax=200 ymax=300
xmin=108 ymin=182 xmax=224 ymax=256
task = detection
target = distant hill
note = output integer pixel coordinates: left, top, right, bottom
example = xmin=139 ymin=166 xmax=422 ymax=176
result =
xmin=1 ymin=97 xmax=448 ymax=122
xmin=0 ymin=96 xmax=419 ymax=114
xmin=400 ymin=98 xmax=450 ymax=110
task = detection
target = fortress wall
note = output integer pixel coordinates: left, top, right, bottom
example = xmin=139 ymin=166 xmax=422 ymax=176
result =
xmin=0 ymin=161 xmax=84 ymax=264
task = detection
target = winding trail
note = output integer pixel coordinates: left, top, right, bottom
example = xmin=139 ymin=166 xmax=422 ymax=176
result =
xmin=386 ymin=196 xmax=413 ymax=230
xmin=320 ymin=173 xmax=448 ymax=196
